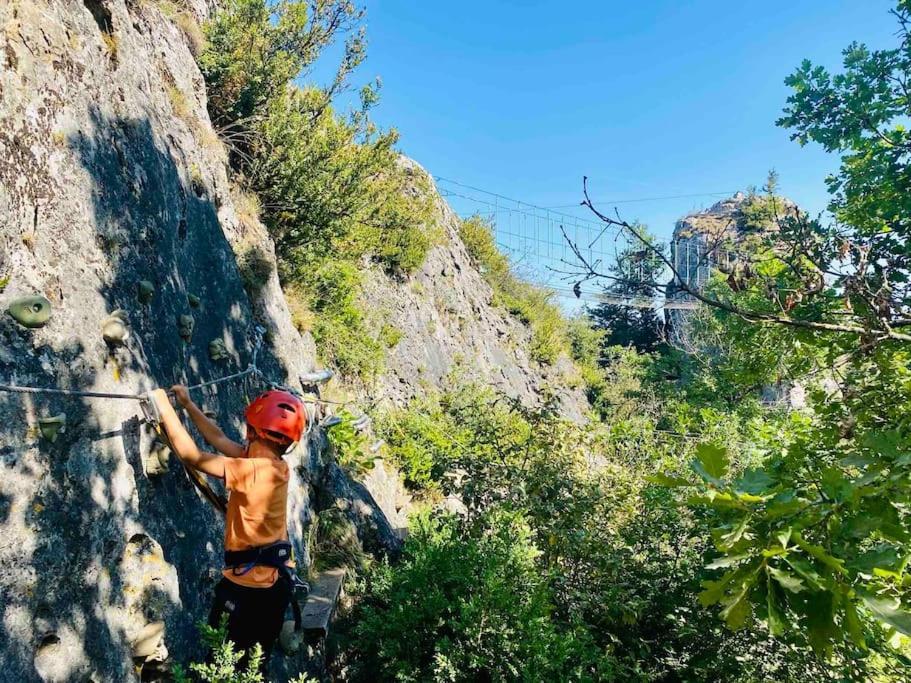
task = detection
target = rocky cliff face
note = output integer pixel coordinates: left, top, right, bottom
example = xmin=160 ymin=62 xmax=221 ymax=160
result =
xmin=0 ymin=1 xmax=322 ymax=680
xmin=360 ymin=173 xmax=589 ymax=422
xmin=0 ymin=2 xmax=587 ymax=681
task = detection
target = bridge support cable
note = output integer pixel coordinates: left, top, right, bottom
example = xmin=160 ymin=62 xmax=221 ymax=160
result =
xmin=436 ymin=178 xmax=731 ymax=312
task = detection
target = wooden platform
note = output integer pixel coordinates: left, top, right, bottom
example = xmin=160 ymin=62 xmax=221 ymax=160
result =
xmin=301 ymin=568 xmax=346 ymax=639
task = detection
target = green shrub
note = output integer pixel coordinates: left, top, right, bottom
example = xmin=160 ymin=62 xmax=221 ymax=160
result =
xmin=172 ymin=617 xmax=316 ymax=683
xmin=326 ymin=409 xmax=375 ymax=476
xmin=202 ymin=1 xmax=436 ymax=279
xmin=309 ymin=507 xmax=369 ymax=573
xmin=376 ymin=394 xmax=458 ymax=489
xmin=173 ymin=619 xmax=264 ymax=683
xmin=567 ymin=315 xmax=605 ymax=368
xmin=254 ymin=87 xmax=436 ymax=277
xmin=378 ymin=323 xmax=403 ymax=348
xmin=297 ymin=261 xmax=385 ymax=381
xmin=356 ymin=375 xmax=834 ymax=681
xmin=236 ymin=244 xmax=272 ymax=295
xmin=458 ymin=214 xmax=511 ymax=281
xmin=200 ymin=0 xmax=363 ymax=129
xmin=349 ymin=509 xmax=606 ymax=682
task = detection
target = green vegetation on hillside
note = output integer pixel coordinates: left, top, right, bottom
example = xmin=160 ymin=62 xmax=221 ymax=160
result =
xmin=341 ymin=375 xmax=837 ymax=681
xmin=459 ymin=215 xmax=569 ymax=364
xmin=200 ymin=0 xmax=436 ymax=382
xmin=189 ymin=0 xmax=911 ymax=679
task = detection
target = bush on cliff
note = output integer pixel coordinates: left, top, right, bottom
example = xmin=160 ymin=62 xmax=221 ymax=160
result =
xmin=201 ymin=0 xmax=435 ymax=381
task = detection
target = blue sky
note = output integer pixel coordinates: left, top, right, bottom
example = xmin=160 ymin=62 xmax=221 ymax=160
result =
xmin=312 ymin=0 xmax=899 ymax=244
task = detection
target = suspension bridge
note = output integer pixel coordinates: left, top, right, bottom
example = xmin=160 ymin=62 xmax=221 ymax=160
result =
xmin=434 ymin=177 xmax=736 ymax=311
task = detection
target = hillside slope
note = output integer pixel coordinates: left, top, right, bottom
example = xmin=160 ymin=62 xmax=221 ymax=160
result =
xmin=359 ymin=167 xmax=588 ymax=422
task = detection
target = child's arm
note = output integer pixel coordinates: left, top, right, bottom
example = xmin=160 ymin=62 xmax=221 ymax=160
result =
xmin=151 ymin=389 xmax=227 ymax=479
xmin=170 ymin=385 xmax=246 ymax=458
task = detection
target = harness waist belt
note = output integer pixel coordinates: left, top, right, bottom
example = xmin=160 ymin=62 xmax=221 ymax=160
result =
xmin=224 ymin=541 xmax=309 ymax=630
xmin=224 ymin=541 xmax=294 ymax=570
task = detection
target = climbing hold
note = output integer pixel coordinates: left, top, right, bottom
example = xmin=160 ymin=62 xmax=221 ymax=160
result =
xmin=102 ymin=310 xmax=130 ymax=346
xmin=208 ymin=338 xmax=228 ymax=362
xmin=137 ymin=280 xmax=155 ymax=304
xmin=177 ymin=314 xmax=194 ymax=342
xmin=321 ymin=415 xmax=343 ymax=428
xmin=300 ymin=368 xmax=334 ymax=385
xmin=145 ymin=438 xmax=171 ymax=476
xmin=203 ymin=408 xmax=218 ymax=420
xmin=369 ymin=439 xmax=385 ymax=453
xmin=7 ymin=295 xmax=52 ymax=328
xmin=351 ymin=414 xmax=371 ymax=432
xmin=130 ymin=622 xmax=166 ymax=661
xmin=278 ymin=620 xmax=301 ymax=655
xmin=187 ymin=293 xmax=200 ymax=308
xmin=37 ymin=414 xmax=66 ymax=442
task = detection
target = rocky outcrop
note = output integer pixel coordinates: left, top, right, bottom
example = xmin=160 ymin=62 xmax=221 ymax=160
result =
xmin=669 ymin=191 xmax=798 ymax=294
xmin=360 ymin=174 xmax=589 ymax=422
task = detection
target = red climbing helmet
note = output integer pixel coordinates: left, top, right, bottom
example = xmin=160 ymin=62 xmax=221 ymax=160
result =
xmin=244 ymin=390 xmax=307 ymax=444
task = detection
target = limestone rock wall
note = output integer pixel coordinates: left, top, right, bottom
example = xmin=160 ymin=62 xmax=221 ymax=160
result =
xmin=0 ymin=1 xmax=322 ymax=680
xmin=360 ymin=174 xmax=589 ymax=422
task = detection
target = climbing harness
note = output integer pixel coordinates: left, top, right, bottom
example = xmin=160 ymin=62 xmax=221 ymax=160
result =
xmin=224 ymin=540 xmax=310 ymax=631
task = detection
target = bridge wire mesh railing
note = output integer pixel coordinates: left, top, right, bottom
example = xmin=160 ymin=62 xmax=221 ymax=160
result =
xmin=435 ymin=177 xmax=711 ymax=310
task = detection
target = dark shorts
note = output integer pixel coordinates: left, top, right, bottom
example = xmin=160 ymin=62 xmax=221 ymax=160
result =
xmin=208 ymin=576 xmax=291 ymax=678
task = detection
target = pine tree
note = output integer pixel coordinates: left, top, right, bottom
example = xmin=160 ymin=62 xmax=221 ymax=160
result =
xmin=587 ymin=226 xmax=665 ymax=354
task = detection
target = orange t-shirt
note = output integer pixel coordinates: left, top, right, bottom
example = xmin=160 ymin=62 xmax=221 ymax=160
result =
xmin=222 ymin=455 xmax=290 ymax=588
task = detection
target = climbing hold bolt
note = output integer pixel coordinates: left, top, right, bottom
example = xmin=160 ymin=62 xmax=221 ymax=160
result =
xmin=208 ymin=338 xmax=228 ymax=362
xmin=177 ymin=314 xmax=194 ymax=342
xmin=300 ymin=368 xmax=334 ymax=385
xmin=102 ymin=310 xmax=130 ymax=346
xmin=187 ymin=293 xmax=200 ymax=308
xmin=37 ymin=414 xmax=66 ymax=443
xmin=7 ymin=295 xmax=52 ymax=328
xmin=130 ymin=622 xmax=166 ymax=661
xmin=137 ymin=280 xmax=155 ymax=304
xmin=145 ymin=439 xmax=171 ymax=476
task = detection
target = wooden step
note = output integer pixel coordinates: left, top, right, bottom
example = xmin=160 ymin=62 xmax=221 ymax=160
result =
xmin=301 ymin=568 xmax=346 ymax=639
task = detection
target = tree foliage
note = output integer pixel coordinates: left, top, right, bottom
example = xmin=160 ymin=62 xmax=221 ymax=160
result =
xmin=200 ymin=0 xmax=436 ymax=381
xmin=587 ymin=227 xmax=666 ymax=353
xmin=350 ymin=377 xmax=836 ymax=681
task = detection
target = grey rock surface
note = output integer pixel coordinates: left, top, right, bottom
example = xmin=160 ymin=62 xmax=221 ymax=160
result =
xmin=0 ymin=1 xmax=318 ymax=680
xmin=359 ymin=169 xmax=590 ymax=422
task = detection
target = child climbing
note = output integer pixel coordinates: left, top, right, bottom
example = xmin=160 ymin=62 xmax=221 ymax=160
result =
xmin=149 ymin=385 xmax=308 ymax=676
